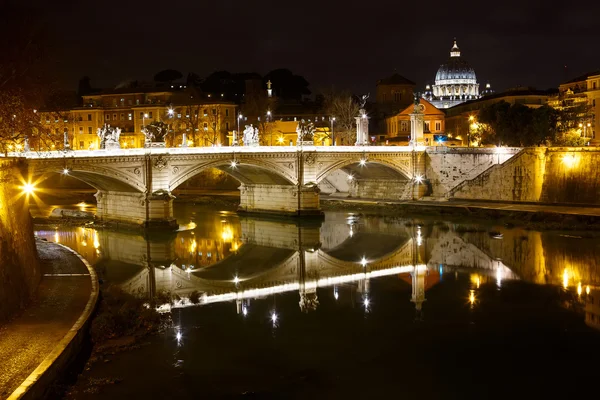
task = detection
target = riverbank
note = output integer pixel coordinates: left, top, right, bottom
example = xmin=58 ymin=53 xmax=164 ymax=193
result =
xmin=0 ymin=240 xmax=98 ymax=399
xmin=321 ymin=197 xmax=600 ymax=230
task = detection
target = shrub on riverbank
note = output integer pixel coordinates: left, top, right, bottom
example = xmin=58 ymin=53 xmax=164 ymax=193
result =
xmin=90 ymin=286 xmax=164 ymax=343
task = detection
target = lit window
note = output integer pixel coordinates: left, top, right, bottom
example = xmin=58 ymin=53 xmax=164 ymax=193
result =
xmin=128 ymin=113 xmax=132 ymax=121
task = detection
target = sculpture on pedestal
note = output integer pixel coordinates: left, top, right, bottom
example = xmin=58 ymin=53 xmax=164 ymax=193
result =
xmin=63 ymin=131 xmax=71 ymax=150
xmin=355 ymin=94 xmax=370 ymax=146
xmin=23 ymin=136 xmax=30 ymax=152
xmin=142 ymin=121 xmax=168 ymax=148
xmin=409 ymin=92 xmax=425 ymax=146
xmin=296 ymin=119 xmax=315 ymax=146
xmin=243 ymin=124 xmax=259 ymax=146
xmin=97 ymin=124 xmax=121 ymax=150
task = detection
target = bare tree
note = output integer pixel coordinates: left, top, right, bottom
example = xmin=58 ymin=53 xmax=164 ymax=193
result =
xmin=171 ymin=104 xmax=202 ymax=147
xmin=204 ymin=105 xmax=225 ymax=146
xmin=323 ymin=91 xmax=359 ymax=145
xmin=242 ymin=90 xmax=278 ymax=145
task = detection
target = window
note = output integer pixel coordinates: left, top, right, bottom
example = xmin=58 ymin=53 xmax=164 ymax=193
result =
xmin=87 ymin=114 xmax=92 ymax=121
xmin=435 ymin=121 xmax=441 ymax=131
xmin=212 ymin=108 xmax=216 ymax=115
xmin=226 ymin=122 xmax=229 ymax=131
xmin=424 ymin=122 xmax=430 ymax=132
xmin=594 ymin=82 xmax=597 ymax=89
xmin=120 ymin=98 xmax=124 ymax=104
xmin=203 ymin=109 xmax=208 ymax=116
xmin=128 ymin=113 xmax=132 ymax=121
xmin=177 ymin=113 xmax=181 ymax=118
xmin=148 ymin=112 xmax=153 ymax=118
xmin=79 ymin=141 xmax=84 ymax=149
xmin=136 ymin=99 xmax=140 ymax=105
xmin=128 ymin=100 xmax=132 ymax=105
xmin=88 ymin=127 xmax=92 ymax=134
xmin=225 ymin=109 xmax=229 ymax=117
xmin=105 ymin=114 xmax=110 ymax=121
xmin=79 ymin=127 xmax=83 ymax=133
xmin=120 ymin=113 xmax=124 ymax=120
xmin=401 ymin=121 xmax=408 ymax=131
xmin=113 ymin=113 xmax=117 ymax=120
xmin=203 ymin=122 xmax=208 ymax=131
xmin=394 ymin=92 xmax=401 ymax=103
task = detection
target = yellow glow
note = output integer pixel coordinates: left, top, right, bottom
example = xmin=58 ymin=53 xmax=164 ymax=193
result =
xmin=469 ymin=290 xmax=476 ymax=305
xmin=232 ymin=241 xmax=239 ymax=251
xmin=7 ymin=144 xmax=13 ymax=150
xmin=561 ymin=154 xmax=578 ymax=168
xmin=586 ymin=285 xmax=591 ymax=295
xmin=93 ymin=233 xmax=100 ymax=249
xmin=190 ymin=239 xmax=197 ymax=253
xmin=221 ymin=225 xmax=233 ymax=241
xmin=78 ymin=202 xmax=87 ymax=211
xmin=277 ymin=136 xmax=284 ymax=144
xmin=563 ymin=269 xmax=569 ymax=289
xmin=54 ymin=231 xmax=59 ymax=243
xmin=21 ymin=182 xmax=36 ymax=195
xmin=468 ymin=115 xmax=475 ymax=122
xmin=577 ymin=282 xmax=582 ymax=296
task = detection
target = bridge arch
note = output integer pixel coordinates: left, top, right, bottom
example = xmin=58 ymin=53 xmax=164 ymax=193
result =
xmin=316 ymin=157 xmax=412 ymax=184
xmin=169 ymin=158 xmax=297 ymax=191
xmin=32 ymin=163 xmax=145 ymax=192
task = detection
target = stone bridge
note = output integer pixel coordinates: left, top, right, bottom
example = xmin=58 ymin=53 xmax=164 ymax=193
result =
xmin=9 ymin=146 xmax=522 ymax=228
xmin=15 ymin=146 xmax=426 ymax=227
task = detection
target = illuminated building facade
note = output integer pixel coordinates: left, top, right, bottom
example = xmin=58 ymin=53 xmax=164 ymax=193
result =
xmin=385 ymin=98 xmax=446 ymax=145
xmin=548 ymin=70 xmax=600 ymax=144
xmin=40 ymin=87 xmax=237 ymax=150
xmin=423 ymin=39 xmax=481 ymax=109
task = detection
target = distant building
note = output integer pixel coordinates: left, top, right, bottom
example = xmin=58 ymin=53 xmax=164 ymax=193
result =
xmin=444 ymin=87 xmax=555 ymax=145
xmin=548 ymin=70 xmax=600 ymax=144
xmin=385 ymin=98 xmax=447 ymax=146
xmin=40 ymin=86 xmax=237 ymax=150
xmin=422 ymin=39 xmax=481 ymax=109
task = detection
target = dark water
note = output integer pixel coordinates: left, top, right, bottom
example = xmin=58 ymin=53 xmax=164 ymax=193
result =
xmin=35 ymin=205 xmax=600 ymax=399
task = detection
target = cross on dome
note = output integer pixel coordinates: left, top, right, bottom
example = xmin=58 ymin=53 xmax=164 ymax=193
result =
xmin=450 ymin=38 xmax=460 ymax=57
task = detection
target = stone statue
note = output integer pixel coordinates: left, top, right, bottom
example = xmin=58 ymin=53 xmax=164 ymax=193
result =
xmin=23 ymin=136 xmax=30 ymax=152
xmin=97 ymin=124 xmax=121 ymax=150
xmin=359 ymin=93 xmax=370 ymax=109
xmin=296 ymin=119 xmax=315 ymax=146
xmin=243 ymin=124 xmax=259 ymax=146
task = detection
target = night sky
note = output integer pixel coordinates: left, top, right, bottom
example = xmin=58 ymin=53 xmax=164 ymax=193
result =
xmin=8 ymin=0 xmax=600 ymax=95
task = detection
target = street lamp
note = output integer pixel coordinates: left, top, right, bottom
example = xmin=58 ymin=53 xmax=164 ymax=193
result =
xmin=330 ymin=117 xmax=336 ymax=146
xmin=235 ymin=113 xmax=243 ymax=146
xmin=266 ymin=110 xmax=272 ymax=145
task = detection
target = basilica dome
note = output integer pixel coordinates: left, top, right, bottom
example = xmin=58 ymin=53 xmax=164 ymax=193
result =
xmin=435 ymin=40 xmax=477 ymax=84
xmin=424 ymin=39 xmax=480 ymax=109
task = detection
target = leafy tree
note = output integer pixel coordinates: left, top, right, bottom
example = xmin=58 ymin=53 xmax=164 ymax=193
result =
xmin=153 ymin=69 xmax=183 ymax=84
xmin=264 ymin=69 xmax=311 ymax=101
xmin=142 ymin=121 xmax=169 ymax=143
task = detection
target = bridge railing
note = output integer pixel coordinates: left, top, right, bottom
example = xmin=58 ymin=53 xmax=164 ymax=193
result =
xmin=1 ymin=145 xmax=429 ymax=159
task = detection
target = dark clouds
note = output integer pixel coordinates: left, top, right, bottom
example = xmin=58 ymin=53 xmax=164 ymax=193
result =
xmin=15 ymin=0 xmax=600 ymax=94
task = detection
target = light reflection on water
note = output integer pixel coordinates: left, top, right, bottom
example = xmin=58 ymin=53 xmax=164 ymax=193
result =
xmin=34 ymin=209 xmax=600 ymax=329
xmin=33 ymin=207 xmax=600 ymax=399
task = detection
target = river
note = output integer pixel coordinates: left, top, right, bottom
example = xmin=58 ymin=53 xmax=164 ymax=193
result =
xmin=33 ymin=203 xmax=600 ymax=399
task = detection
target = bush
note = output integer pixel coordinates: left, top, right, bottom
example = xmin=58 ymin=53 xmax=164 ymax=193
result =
xmin=90 ymin=286 xmax=164 ymax=343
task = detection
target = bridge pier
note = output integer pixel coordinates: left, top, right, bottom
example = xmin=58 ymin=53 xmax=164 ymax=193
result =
xmin=238 ymin=184 xmax=323 ymax=217
xmin=95 ymin=190 xmax=178 ymax=230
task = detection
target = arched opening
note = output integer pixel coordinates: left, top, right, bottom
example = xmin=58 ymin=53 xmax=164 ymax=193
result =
xmin=318 ymin=160 xmax=411 ymax=200
xmin=29 ymin=169 xmax=142 ymax=218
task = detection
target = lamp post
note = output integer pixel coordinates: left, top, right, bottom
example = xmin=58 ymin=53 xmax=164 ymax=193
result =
xmin=330 ymin=117 xmax=336 ymax=146
xmin=235 ymin=113 xmax=243 ymax=146
xmin=267 ymin=110 xmax=272 ymax=146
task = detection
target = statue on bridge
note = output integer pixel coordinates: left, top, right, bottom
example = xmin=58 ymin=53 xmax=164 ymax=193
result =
xmin=23 ymin=136 xmax=30 ymax=152
xmin=97 ymin=124 xmax=121 ymax=150
xmin=142 ymin=121 xmax=169 ymax=148
xmin=243 ymin=124 xmax=259 ymax=146
xmin=296 ymin=119 xmax=315 ymax=146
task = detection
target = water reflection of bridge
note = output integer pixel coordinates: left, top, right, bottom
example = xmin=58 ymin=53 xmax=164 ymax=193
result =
xmin=37 ymin=214 xmax=522 ymax=316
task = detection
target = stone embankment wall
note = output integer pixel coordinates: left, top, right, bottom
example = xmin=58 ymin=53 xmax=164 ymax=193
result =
xmin=426 ymin=147 xmax=520 ymax=198
xmin=0 ymin=161 xmax=41 ymax=323
xmin=451 ymin=148 xmax=600 ymax=204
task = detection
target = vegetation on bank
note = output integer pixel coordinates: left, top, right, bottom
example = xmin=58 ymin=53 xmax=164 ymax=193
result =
xmin=90 ymin=286 xmax=169 ymax=344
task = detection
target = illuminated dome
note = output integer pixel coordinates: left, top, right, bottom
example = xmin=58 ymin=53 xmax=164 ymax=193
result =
xmin=424 ymin=39 xmax=480 ymax=109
